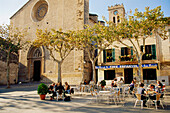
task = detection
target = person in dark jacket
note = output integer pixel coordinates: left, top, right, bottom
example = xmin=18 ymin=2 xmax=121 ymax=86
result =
xmin=56 ymin=82 xmax=65 ymax=99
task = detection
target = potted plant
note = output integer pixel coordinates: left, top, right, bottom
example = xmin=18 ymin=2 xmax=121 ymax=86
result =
xmin=37 ymin=83 xmax=48 ymax=100
xmin=100 ymin=80 xmax=106 ymax=89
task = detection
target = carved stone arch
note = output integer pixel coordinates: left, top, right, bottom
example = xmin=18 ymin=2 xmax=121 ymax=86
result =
xmin=27 ymin=46 xmax=45 ymax=59
xmin=33 ymin=48 xmax=42 ymax=58
xmin=27 ymin=46 xmax=46 ymax=81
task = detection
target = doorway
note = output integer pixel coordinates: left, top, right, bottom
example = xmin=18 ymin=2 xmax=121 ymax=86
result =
xmin=104 ymin=70 xmax=115 ymax=80
xmin=33 ymin=61 xmax=41 ymax=81
xmin=143 ymin=69 xmax=157 ymax=80
xmin=124 ymin=68 xmax=133 ymax=84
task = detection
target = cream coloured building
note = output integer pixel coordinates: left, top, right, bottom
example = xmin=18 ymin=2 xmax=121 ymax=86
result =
xmin=96 ymin=4 xmax=170 ymax=85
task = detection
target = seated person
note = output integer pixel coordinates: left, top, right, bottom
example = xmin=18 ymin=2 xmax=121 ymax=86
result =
xmin=84 ymin=79 xmax=88 ymax=85
xmin=89 ymin=80 xmax=95 ymax=86
xmin=118 ymin=78 xmax=124 ymax=84
xmin=56 ymin=82 xmax=65 ymax=98
xmin=133 ymin=77 xmax=137 ymax=84
xmin=137 ymin=83 xmax=148 ymax=107
xmin=129 ymin=80 xmax=135 ymax=92
xmin=156 ymin=80 xmax=163 ymax=93
xmin=48 ymin=83 xmax=55 ymax=93
xmin=157 ymin=80 xmax=163 ymax=88
xmin=48 ymin=83 xmax=56 ymax=100
xmin=65 ymin=82 xmax=71 ymax=94
xmin=118 ymin=78 xmax=124 ymax=93
xmin=149 ymin=84 xmax=157 ymax=100
xmin=111 ymin=80 xmax=117 ymax=87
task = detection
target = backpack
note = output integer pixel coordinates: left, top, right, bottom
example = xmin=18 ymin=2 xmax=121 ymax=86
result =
xmin=71 ymin=88 xmax=74 ymax=94
xmin=64 ymin=96 xmax=71 ymax=101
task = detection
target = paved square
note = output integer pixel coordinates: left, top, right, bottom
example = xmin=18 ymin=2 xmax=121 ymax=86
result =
xmin=0 ymin=84 xmax=170 ymax=113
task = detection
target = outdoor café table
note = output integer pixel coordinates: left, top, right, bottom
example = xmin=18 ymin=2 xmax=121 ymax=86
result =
xmin=99 ymin=91 xmax=110 ymax=93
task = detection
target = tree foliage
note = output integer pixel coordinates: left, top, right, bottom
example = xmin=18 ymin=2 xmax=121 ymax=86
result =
xmin=0 ymin=24 xmax=28 ymax=88
xmin=34 ymin=29 xmax=75 ymax=83
xmin=75 ymin=23 xmax=116 ymax=82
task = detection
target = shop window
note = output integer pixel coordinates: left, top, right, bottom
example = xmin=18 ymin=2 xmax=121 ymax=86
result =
xmin=104 ymin=70 xmax=115 ymax=80
xmin=103 ymin=49 xmax=115 ymax=63
xmin=143 ymin=69 xmax=157 ymax=80
xmin=141 ymin=44 xmax=156 ymax=60
xmin=120 ymin=47 xmax=133 ymax=61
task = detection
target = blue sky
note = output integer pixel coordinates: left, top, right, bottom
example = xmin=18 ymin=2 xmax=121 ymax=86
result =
xmin=0 ymin=0 xmax=170 ymax=25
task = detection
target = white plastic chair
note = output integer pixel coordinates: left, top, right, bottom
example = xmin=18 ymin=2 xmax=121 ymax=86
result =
xmin=89 ymin=90 xmax=100 ymax=103
xmin=134 ymin=94 xmax=143 ymax=109
xmin=153 ymin=93 xmax=164 ymax=110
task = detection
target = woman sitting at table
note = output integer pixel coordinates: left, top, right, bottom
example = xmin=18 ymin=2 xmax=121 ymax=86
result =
xmin=137 ymin=83 xmax=147 ymax=107
xmin=129 ymin=80 xmax=134 ymax=94
xmin=157 ymin=80 xmax=163 ymax=88
xmin=149 ymin=84 xmax=157 ymax=100
xmin=65 ymin=82 xmax=71 ymax=94
xmin=156 ymin=80 xmax=163 ymax=93
xmin=56 ymin=82 xmax=65 ymax=98
xmin=111 ymin=80 xmax=117 ymax=87
xmin=48 ymin=83 xmax=56 ymax=100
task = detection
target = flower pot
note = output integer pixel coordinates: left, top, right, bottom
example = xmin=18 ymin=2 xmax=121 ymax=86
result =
xmin=101 ymin=85 xmax=104 ymax=89
xmin=39 ymin=94 xmax=46 ymax=100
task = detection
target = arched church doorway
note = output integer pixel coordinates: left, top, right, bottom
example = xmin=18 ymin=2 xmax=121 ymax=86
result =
xmin=33 ymin=60 xmax=41 ymax=81
xmin=27 ymin=47 xmax=44 ymax=82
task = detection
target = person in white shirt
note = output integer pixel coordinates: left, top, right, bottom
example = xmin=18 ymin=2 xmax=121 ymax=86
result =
xmin=137 ymin=83 xmax=148 ymax=107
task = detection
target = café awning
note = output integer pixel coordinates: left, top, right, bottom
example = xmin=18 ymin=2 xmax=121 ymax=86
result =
xmin=95 ymin=63 xmax=157 ymax=69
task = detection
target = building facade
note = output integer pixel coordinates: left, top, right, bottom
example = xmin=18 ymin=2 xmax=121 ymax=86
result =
xmin=10 ymin=0 xmax=91 ymax=85
xmin=9 ymin=1 xmax=170 ymax=85
xmin=96 ymin=4 xmax=170 ymax=85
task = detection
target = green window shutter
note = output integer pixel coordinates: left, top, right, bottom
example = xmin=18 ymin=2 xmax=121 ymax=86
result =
xmin=121 ymin=47 xmax=124 ymax=56
xmin=103 ymin=50 xmax=106 ymax=63
xmin=112 ymin=48 xmax=115 ymax=62
xmin=131 ymin=46 xmax=133 ymax=56
xmin=141 ymin=45 xmax=143 ymax=52
xmin=152 ymin=44 xmax=156 ymax=59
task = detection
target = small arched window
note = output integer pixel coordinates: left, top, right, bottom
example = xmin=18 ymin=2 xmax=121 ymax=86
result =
xmin=113 ymin=17 xmax=116 ymax=23
xmin=117 ymin=16 xmax=120 ymax=23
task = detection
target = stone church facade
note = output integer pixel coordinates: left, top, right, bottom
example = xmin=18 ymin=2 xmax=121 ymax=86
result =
xmin=10 ymin=0 xmax=91 ymax=85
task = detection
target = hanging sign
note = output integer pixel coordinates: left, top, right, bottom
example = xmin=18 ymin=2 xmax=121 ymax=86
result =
xmin=95 ymin=63 xmax=157 ymax=69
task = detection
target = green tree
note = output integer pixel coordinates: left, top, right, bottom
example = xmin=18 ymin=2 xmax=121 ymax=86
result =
xmin=108 ymin=6 xmax=168 ymax=81
xmin=34 ymin=29 xmax=75 ymax=83
xmin=75 ymin=23 xmax=115 ymax=83
xmin=0 ymin=24 xmax=28 ymax=88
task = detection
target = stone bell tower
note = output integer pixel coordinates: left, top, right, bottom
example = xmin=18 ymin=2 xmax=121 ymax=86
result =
xmin=108 ymin=3 xmax=125 ymax=24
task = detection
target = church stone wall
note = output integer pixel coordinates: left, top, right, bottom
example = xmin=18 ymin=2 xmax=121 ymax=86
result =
xmin=0 ymin=61 xmax=18 ymax=85
xmin=0 ymin=50 xmax=18 ymax=85
xmin=10 ymin=0 xmax=89 ymax=85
